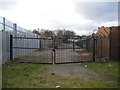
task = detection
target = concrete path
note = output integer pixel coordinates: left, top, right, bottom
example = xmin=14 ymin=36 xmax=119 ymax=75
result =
xmin=46 ymin=64 xmax=118 ymax=83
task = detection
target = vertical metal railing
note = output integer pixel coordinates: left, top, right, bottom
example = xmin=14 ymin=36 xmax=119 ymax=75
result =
xmin=73 ymin=36 xmax=75 ymax=50
xmin=2 ymin=17 xmax=6 ymax=62
xmin=39 ymin=39 xmax=41 ymax=50
xmin=92 ymin=33 xmax=96 ymax=62
xmin=10 ymin=35 xmax=13 ymax=60
xmin=52 ymin=36 xmax=56 ymax=64
xmin=0 ymin=16 xmax=40 ymax=63
xmin=13 ymin=23 xmax=17 ymax=58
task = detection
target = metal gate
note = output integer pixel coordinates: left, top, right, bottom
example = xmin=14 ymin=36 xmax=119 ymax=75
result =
xmin=53 ymin=36 xmax=94 ymax=64
xmin=10 ymin=35 xmax=95 ymax=64
xmin=10 ymin=35 xmax=53 ymax=64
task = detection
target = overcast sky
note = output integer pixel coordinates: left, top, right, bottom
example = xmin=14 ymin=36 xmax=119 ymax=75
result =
xmin=0 ymin=0 xmax=119 ymax=35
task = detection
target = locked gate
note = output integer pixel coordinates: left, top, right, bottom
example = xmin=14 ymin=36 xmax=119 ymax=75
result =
xmin=10 ymin=35 xmax=95 ymax=64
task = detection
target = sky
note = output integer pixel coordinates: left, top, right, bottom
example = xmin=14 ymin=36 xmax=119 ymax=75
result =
xmin=0 ymin=0 xmax=119 ymax=35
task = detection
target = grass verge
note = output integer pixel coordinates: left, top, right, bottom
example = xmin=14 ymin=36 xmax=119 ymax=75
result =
xmin=2 ymin=62 xmax=119 ymax=88
xmin=81 ymin=61 xmax=119 ymax=77
xmin=81 ymin=61 xmax=119 ymax=88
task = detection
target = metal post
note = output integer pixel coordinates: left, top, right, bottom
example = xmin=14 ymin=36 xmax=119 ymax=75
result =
xmin=10 ymin=35 xmax=13 ymax=60
xmin=3 ymin=17 xmax=5 ymax=31
xmin=53 ymin=49 xmax=56 ymax=64
xmin=52 ymin=36 xmax=56 ymax=64
xmin=13 ymin=24 xmax=17 ymax=58
xmin=39 ymin=39 xmax=41 ymax=50
xmin=13 ymin=23 xmax=17 ymax=37
xmin=92 ymin=33 xmax=96 ymax=62
xmin=2 ymin=17 xmax=6 ymax=62
xmin=100 ymin=38 xmax=102 ymax=59
xmin=73 ymin=36 xmax=75 ymax=50
xmin=95 ymin=37 xmax=97 ymax=58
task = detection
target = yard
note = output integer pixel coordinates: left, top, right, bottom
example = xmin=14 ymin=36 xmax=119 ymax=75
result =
xmin=2 ymin=61 xmax=119 ymax=88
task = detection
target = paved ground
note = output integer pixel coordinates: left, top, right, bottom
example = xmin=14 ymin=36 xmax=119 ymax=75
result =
xmin=46 ymin=64 xmax=118 ymax=83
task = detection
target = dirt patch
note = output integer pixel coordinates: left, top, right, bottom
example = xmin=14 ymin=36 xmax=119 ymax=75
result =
xmin=46 ymin=64 xmax=118 ymax=82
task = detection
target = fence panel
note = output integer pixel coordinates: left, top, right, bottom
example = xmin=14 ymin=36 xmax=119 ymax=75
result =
xmin=0 ymin=32 xmax=2 ymax=63
xmin=94 ymin=37 xmax=109 ymax=61
xmin=0 ymin=16 xmax=40 ymax=63
xmin=110 ymin=27 xmax=119 ymax=61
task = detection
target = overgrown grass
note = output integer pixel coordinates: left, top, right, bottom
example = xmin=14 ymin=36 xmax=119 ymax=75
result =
xmin=81 ymin=61 xmax=119 ymax=88
xmin=81 ymin=61 xmax=119 ymax=77
xmin=2 ymin=62 xmax=118 ymax=88
xmin=3 ymin=62 xmax=46 ymax=88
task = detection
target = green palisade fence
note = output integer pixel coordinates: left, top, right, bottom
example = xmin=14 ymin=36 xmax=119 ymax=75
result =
xmin=75 ymin=40 xmax=86 ymax=49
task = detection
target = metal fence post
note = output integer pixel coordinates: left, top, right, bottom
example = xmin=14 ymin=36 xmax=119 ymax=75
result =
xmin=10 ymin=35 xmax=13 ymax=60
xmin=39 ymin=39 xmax=41 ymax=50
xmin=13 ymin=23 xmax=17 ymax=58
xmin=13 ymin=23 xmax=17 ymax=37
xmin=73 ymin=36 xmax=75 ymax=50
xmin=100 ymin=38 xmax=102 ymax=59
xmin=92 ymin=33 xmax=96 ymax=62
xmin=3 ymin=17 xmax=5 ymax=31
xmin=2 ymin=17 xmax=7 ymax=62
xmin=53 ymin=49 xmax=56 ymax=64
xmin=53 ymin=36 xmax=56 ymax=64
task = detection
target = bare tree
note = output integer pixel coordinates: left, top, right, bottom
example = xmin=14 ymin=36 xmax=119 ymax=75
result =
xmin=32 ymin=29 xmax=41 ymax=35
